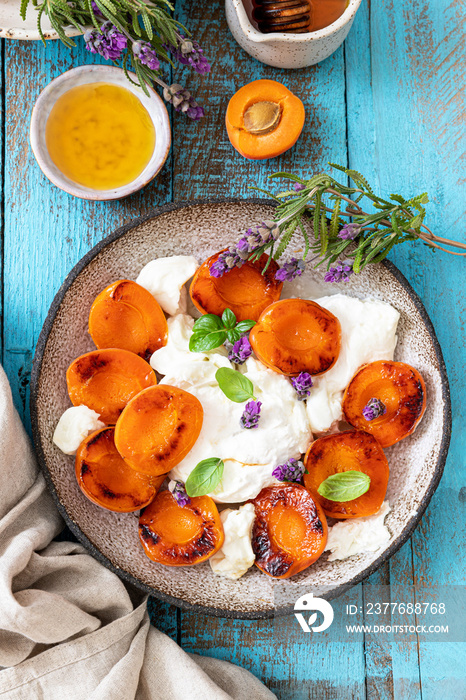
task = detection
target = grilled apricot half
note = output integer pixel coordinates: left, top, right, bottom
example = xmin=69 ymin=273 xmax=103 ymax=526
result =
xmin=114 ymin=385 xmax=203 ymax=477
xmin=304 ymin=430 xmax=389 ymax=519
xmin=251 ymin=484 xmax=327 ymax=579
xmin=66 ymin=349 xmax=157 ymax=424
xmin=89 ymin=280 xmax=168 ymax=362
xmin=342 ymin=361 xmax=426 ymax=447
xmin=249 ymin=298 xmax=341 ymax=376
xmin=139 ymin=490 xmax=224 ymax=566
xmin=189 ymin=251 xmax=283 ymax=322
xmin=75 ymin=427 xmax=164 ymax=512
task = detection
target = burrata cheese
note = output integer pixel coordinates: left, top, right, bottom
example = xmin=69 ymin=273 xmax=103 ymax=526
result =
xmin=136 ymin=255 xmax=199 ymax=316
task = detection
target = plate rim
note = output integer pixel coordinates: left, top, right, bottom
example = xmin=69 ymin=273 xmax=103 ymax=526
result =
xmin=29 ymin=198 xmax=452 ymax=619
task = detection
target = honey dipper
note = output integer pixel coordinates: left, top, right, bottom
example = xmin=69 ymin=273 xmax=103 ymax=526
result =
xmin=252 ymin=0 xmax=312 ymax=34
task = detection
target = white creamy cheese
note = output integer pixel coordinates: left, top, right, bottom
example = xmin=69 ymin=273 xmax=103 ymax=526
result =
xmin=150 ymin=320 xmax=313 ymax=503
xmin=210 ymin=503 xmax=256 ymax=580
xmin=53 ymin=406 xmax=105 ymax=455
xmin=305 ymin=294 xmax=399 ymax=433
xmin=325 ymin=501 xmax=391 ymax=561
xmin=136 ymin=255 xmax=199 ymax=316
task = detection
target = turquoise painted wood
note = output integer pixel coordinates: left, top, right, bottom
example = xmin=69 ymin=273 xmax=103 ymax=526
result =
xmin=1 ymin=0 xmax=465 ymax=696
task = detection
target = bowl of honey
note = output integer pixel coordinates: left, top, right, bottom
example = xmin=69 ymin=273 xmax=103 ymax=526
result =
xmin=30 ymin=66 xmax=171 ymax=200
xmin=225 ymin=0 xmax=363 ymax=69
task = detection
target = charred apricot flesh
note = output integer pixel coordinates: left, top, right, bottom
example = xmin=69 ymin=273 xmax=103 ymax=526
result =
xmin=114 ymin=385 xmax=203 ymax=476
xmin=89 ymin=279 xmax=168 ymax=362
xmin=304 ymin=430 xmax=389 ymax=519
xmin=75 ymin=427 xmax=163 ymax=512
xmin=139 ymin=490 xmax=224 ymax=566
xmin=249 ymin=298 xmax=341 ymax=376
xmin=342 ymin=361 xmax=426 ymax=447
xmin=251 ymin=483 xmax=327 ymax=579
xmin=66 ymin=348 xmax=157 ymax=424
xmin=190 ymin=251 xmax=283 ymax=322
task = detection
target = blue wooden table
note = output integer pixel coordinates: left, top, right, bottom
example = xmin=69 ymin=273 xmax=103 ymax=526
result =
xmin=1 ymin=0 xmax=465 ymax=697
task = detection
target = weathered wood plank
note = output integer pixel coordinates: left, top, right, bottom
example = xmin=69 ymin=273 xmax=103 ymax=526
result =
xmin=351 ymin=0 xmax=466 ymax=697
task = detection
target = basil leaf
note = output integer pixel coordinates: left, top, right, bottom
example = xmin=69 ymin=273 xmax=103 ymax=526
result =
xmin=189 ymin=330 xmax=227 ymax=353
xmin=185 ymin=458 xmax=224 ymax=497
xmin=226 ymin=328 xmax=242 ymax=344
xmin=222 ymin=308 xmax=237 ymax=329
xmin=317 ymin=471 xmax=371 ymax=502
xmin=192 ymin=314 xmax=224 ymax=334
xmin=235 ymin=320 xmax=256 ymax=333
xmin=215 ymin=367 xmax=255 ymax=402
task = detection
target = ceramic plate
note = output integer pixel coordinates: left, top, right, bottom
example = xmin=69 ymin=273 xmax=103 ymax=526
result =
xmin=30 ymin=200 xmax=451 ymax=619
xmin=0 ymin=0 xmax=81 ymax=40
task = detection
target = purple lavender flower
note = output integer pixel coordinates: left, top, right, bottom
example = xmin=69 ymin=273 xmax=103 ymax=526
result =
xmin=275 ymin=257 xmax=306 ymax=282
xmin=210 ymin=247 xmax=245 ymax=278
xmin=240 ymin=400 xmax=262 ymax=429
xmin=293 ymin=182 xmax=305 ymax=192
xmin=162 ymin=83 xmax=204 ymax=121
xmin=164 ymin=34 xmax=211 ymax=75
xmin=228 ymin=336 xmax=253 ymax=364
xmin=338 ymin=223 xmax=361 ymax=240
xmin=132 ymin=41 xmax=160 ymax=71
xmin=209 ymin=221 xmax=280 ymax=278
xmin=84 ymin=21 xmax=127 ymax=61
xmin=169 ymin=480 xmax=191 ymax=507
xmin=291 ymin=372 xmax=313 ymax=400
xmin=272 ymin=458 xmax=305 ymax=483
xmin=362 ymin=397 xmax=387 ymax=421
xmin=324 ymin=261 xmax=354 ymax=283
xmin=91 ymin=1 xmax=103 ymax=16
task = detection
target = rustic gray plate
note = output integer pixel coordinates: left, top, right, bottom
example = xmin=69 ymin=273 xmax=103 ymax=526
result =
xmin=30 ymin=199 xmax=451 ymax=619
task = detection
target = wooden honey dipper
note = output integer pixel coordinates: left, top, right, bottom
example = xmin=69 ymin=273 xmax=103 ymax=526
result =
xmin=252 ymin=0 xmax=312 ymax=33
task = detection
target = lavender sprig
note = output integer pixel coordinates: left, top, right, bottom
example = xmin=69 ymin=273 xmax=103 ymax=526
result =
xmin=362 ymin=398 xmax=387 ymax=421
xmin=168 ymin=480 xmax=191 ymax=507
xmin=272 ymin=458 xmax=305 ymax=483
xmin=164 ymin=33 xmax=211 ymax=75
xmin=291 ymin=372 xmax=313 ymax=400
xmin=222 ymin=164 xmax=466 ymax=282
xmin=84 ymin=22 xmax=127 ymax=61
xmin=240 ymin=400 xmax=262 ymax=429
xmin=275 ymin=257 xmax=305 ymax=282
xmin=162 ymin=84 xmax=204 ymax=121
xmin=209 ymin=221 xmax=280 ymax=278
xmin=228 ymin=336 xmax=253 ymax=364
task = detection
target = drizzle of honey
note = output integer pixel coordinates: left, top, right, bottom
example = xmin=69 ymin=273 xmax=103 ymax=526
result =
xmin=45 ymin=83 xmax=156 ymax=190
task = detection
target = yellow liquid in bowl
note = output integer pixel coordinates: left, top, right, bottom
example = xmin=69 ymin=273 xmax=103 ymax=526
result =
xmin=45 ymin=83 xmax=156 ymax=190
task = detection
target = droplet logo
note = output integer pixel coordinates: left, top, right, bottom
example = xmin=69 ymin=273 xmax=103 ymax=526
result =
xmin=294 ymin=593 xmax=334 ymax=632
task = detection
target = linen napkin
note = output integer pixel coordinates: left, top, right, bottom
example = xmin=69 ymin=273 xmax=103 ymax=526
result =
xmin=0 ymin=366 xmax=276 ymax=699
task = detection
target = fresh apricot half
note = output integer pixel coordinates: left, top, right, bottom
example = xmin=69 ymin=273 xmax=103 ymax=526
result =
xmin=303 ymin=431 xmax=389 ymax=519
xmin=139 ymin=490 xmax=224 ymax=566
xmin=88 ymin=280 xmax=168 ymax=362
xmin=66 ymin=349 xmax=157 ymax=424
xmin=75 ymin=427 xmax=164 ymax=512
xmin=342 ymin=361 xmax=426 ymax=447
xmin=225 ymin=79 xmax=305 ymax=160
xmin=189 ymin=251 xmax=283 ymax=322
xmin=114 ymin=385 xmax=203 ymax=477
xmin=249 ymin=298 xmax=341 ymax=376
xmin=251 ymin=484 xmax=327 ymax=579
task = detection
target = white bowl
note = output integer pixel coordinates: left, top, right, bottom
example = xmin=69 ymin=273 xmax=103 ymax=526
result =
xmin=30 ymin=65 xmax=171 ymax=201
xmin=225 ymin=0 xmax=363 ymax=69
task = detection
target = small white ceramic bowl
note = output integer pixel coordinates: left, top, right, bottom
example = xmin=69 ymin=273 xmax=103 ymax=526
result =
xmin=225 ymin=0 xmax=363 ymax=69
xmin=30 ymin=65 xmax=171 ymax=201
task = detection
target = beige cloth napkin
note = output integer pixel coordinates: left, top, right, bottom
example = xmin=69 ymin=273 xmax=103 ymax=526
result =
xmin=0 ymin=367 xmax=276 ymax=699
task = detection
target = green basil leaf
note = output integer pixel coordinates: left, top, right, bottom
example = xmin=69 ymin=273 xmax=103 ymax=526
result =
xmin=317 ymin=471 xmax=371 ymax=502
xmin=226 ymin=328 xmax=241 ymax=344
xmin=192 ymin=314 xmax=224 ymax=334
xmin=185 ymin=458 xmax=225 ymax=497
xmin=222 ymin=308 xmax=237 ymax=329
xmin=215 ymin=367 xmax=255 ymax=402
xmin=189 ymin=330 xmax=227 ymax=353
xmin=235 ymin=320 xmax=256 ymax=333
